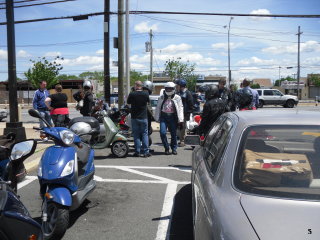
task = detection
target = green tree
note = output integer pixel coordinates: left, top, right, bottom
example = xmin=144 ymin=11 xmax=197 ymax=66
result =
xmin=164 ymin=57 xmax=196 ymax=89
xmin=251 ymin=83 xmax=261 ymax=89
xmin=130 ymin=70 xmax=148 ymax=86
xmin=79 ymin=71 xmax=104 ymax=83
xmin=309 ymin=74 xmax=320 ymax=87
xmin=57 ymin=74 xmax=80 ymax=80
xmin=24 ymin=56 xmax=63 ymax=89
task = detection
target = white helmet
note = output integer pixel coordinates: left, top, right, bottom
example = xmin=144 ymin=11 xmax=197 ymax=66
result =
xmin=83 ymin=80 xmax=92 ymax=90
xmin=164 ymin=82 xmax=175 ymax=96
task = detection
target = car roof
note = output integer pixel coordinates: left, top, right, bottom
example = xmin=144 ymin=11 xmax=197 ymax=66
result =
xmin=228 ymin=110 xmax=320 ymax=126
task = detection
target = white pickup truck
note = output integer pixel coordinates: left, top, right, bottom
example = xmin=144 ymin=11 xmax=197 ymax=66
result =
xmin=256 ymin=89 xmax=299 ymax=108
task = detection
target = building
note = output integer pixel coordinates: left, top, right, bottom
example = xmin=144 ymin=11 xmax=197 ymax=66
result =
xmin=252 ymin=78 xmax=272 ymax=88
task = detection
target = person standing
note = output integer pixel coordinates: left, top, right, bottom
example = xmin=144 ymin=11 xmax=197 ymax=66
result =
xmin=193 ymin=85 xmax=225 ymax=136
xmin=80 ymin=80 xmax=95 ymax=116
xmin=218 ymin=79 xmax=232 ymax=112
xmin=32 ymin=80 xmax=53 ymax=129
xmin=45 ymin=84 xmax=69 ymax=127
xmin=242 ymin=79 xmax=258 ymax=110
xmin=176 ymin=79 xmax=193 ymax=147
xmin=155 ymin=82 xmax=184 ymax=155
xmin=127 ymin=81 xmax=151 ymax=158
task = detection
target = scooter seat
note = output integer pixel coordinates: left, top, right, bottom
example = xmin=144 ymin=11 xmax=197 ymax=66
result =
xmin=69 ymin=117 xmax=100 ymax=131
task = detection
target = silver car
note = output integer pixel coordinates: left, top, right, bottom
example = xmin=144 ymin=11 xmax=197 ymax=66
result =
xmin=189 ymin=110 xmax=320 ymax=240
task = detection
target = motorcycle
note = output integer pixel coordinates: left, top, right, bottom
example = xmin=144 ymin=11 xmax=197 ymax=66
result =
xmin=29 ymin=109 xmax=98 ymax=240
xmin=0 ymin=138 xmax=42 ymax=240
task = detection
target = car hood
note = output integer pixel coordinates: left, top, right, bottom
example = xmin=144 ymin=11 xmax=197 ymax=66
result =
xmin=240 ymin=194 xmax=320 ymax=239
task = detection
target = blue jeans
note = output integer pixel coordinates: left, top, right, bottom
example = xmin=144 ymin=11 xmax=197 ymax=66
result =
xmin=160 ymin=113 xmax=177 ymax=151
xmin=131 ymin=118 xmax=149 ymax=154
xmin=39 ymin=110 xmax=53 ymax=128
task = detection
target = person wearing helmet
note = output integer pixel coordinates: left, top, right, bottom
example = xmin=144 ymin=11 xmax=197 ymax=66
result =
xmin=142 ymin=80 xmax=155 ymax=138
xmin=127 ymin=81 xmax=151 ymax=157
xmin=78 ymin=80 xmax=94 ymax=116
xmin=218 ymin=79 xmax=233 ymax=112
xmin=176 ymin=79 xmax=194 ymax=147
xmin=155 ymin=81 xmax=184 ymax=155
xmin=193 ymin=85 xmax=225 ymax=136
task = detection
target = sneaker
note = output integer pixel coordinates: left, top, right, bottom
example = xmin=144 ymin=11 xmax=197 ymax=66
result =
xmin=172 ymin=150 xmax=177 ymax=155
xmin=133 ymin=152 xmax=141 ymax=157
xmin=178 ymin=142 xmax=185 ymax=147
xmin=165 ymin=149 xmax=170 ymax=155
xmin=143 ymin=153 xmax=152 ymax=158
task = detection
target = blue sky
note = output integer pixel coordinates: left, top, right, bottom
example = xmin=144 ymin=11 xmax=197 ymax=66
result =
xmin=0 ymin=0 xmax=319 ymax=84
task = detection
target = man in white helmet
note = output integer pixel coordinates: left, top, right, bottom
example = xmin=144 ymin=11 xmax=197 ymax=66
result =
xmin=80 ymin=80 xmax=94 ymax=116
xmin=155 ymin=82 xmax=184 ymax=155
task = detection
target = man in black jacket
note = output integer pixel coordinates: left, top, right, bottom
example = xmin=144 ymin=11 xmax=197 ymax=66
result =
xmin=73 ymin=80 xmax=94 ymax=116
xmin=193 ymin=85 xmax=225 ymax=136
xmin=176 ymin=79 xmax=194 ymax=147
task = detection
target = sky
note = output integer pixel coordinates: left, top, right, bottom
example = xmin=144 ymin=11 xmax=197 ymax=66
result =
xmin=0 ymin=0 xmax=320 ymax=85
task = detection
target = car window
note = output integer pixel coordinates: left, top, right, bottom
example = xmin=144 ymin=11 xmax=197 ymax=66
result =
xmin=207 ymin=119 xmax=233 ymax=174
xmin=203 ymin=116 xmax=226 ymax=150
xmin=264 ymin=90 xmax=273 ymax=96
xmin=257 ymin=90 xmax=262 ymax=96
xmin=273 ymin=90 xmax=282 ymax=96
xmin=234 ymin=125 xmax=320 ymax=201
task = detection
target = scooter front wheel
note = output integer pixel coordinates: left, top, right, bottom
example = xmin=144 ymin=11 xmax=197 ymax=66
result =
xmin=111 ymin=141 xmax=129 ymax=158
xmin=42 ymin=202 xmax=69 ymax=240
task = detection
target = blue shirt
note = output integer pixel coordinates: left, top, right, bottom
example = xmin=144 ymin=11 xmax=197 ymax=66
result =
xmin=32 ymin=88 xmax=50 ymax=110
xmin=243 ymin=87 xmax=259 ymax=108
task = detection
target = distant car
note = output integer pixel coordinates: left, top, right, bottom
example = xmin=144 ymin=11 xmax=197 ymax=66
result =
xmin=0 ymin=109 xmax=7 ymax=121
xmin=149 ymin=95 xmax=160 ymax=118
xmin=188 ymin=110 xmax=320 ymax=240
xmin=256 ymin=89 xmax=298 ymax=108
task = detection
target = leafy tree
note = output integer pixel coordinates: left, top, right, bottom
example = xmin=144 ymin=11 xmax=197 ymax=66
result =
xmin=309 ymin=74 xmax=320 ymax=87
xmin=24 ymin=56 xmax=63 ymax=89
xmin=57 ymin=74 xmax=80 ymax=80
xmin=164 ymin=57 xmax=196 ymax=89
xmin=251 ymin=83 xmax=261 ymax=89
xmin=130 ymin=70 xmax=148 ymax=86
xmin=79 ymin=71 xmax=104 ymax=83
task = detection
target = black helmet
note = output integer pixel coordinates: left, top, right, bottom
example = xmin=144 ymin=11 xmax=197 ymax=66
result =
xmin=205 ymin=85 xmax=219 ymax=100
xmin=198 ymin=85 xmax=209 ymax=93
xmin=235 ymin=88 xmax=253 ymax=108
xmin=142 ymin=80 xmax=153 ymax=94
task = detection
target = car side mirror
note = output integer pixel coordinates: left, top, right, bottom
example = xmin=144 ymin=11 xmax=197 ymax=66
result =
xmin=184 ymin=135 xmax=201 ymax=146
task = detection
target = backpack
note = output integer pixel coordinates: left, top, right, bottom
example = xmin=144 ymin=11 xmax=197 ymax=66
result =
xmin=235 ymin=88 xmax=253 ymax=108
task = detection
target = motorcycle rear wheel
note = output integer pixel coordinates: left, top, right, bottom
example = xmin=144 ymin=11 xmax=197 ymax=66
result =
xmin=42 ymin=202 xmax=69 ymax=240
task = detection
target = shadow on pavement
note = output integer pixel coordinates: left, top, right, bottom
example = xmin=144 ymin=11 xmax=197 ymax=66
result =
xmin=169 ymin=184 xmax=193 ymax=240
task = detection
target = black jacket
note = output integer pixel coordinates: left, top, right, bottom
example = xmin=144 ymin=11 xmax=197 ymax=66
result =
xmin=80 ymin=91 xmax=94 ymax=116
xmin=196 ymin=98 xmax=225 ymax=136
xmin=178 ymin=89 xmax=194 ymax=119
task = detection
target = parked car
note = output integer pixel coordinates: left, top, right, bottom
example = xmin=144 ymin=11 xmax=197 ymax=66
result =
xmin=0 ymin=109 xmax=7 ymax=122
xmin=187 ymin=110 xmax=320 ymax=240
xmin=256 ymin=89 xmax=298 ymax=108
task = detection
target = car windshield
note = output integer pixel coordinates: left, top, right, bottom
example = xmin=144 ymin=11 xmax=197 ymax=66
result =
xmin=235 ymin=125 xmax=320 ymax=200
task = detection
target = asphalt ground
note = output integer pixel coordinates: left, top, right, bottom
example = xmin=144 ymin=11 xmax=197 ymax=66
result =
xmin=16 ymin=134 xmax=194 ymax=240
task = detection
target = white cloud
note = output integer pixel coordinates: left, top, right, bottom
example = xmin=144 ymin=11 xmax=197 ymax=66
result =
xmin=211 ymin=42 xmax=244 ymax=50
xmin=96 ymin=49 xmax=104 ymax=55
xmin=304 ymin=57 xmax=320 ymax=65
xmin=131 ymin=63 xmax=146 ymax=70
xmin=160 ymin=43 xmax=192 ymax=53
xmin=134 ymin=21 xmax=158 ymax=33
xmin=57 ymin=56 xmax=103 ymax=66
xmin=262 ymin=41 xmax=320 ymax=55
xmin=45 ymin=52 xmax=62 ymax=57
xmin=250 ymin=9 xmax=271 ymax=20
xmin=237 ymin=56 xmax=276 ymax=65
xmin=0 ymin=49 xmax=7 ymax=59
xmin=17 ymin=50 xmax=31 ymax=58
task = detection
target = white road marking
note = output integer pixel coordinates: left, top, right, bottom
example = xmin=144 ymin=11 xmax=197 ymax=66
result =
xmin=17 ymin=176 xmax=38 ymax=190
xmin=94 ymin=176 xmax=189 ymax=184
xmin=95 ymin=165 xmax=192 ymax=173
xmin=155 ymin=183 xmax=177 ymax=240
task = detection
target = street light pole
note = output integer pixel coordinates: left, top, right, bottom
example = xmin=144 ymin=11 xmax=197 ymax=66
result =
xmin=227 ymin=17 xmax=233 ymax=86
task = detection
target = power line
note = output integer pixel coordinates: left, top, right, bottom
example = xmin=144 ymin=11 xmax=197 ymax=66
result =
xmin=0 ymin=0 xmax=75 ymax=9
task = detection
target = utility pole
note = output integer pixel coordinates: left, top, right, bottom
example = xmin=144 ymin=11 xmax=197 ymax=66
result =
xmin=125 ymin=0 xmax=130 ymax=95
xmin=104 ymin=0 xmax=110 ymax=105
xmin=4 ymin=0 xmax=26 ymax=141
xmin=278 ymin=66 xmax=281 ymax=80
xmin=227 ymin=17 xmax=233 ymax=86
xmin=296 ymin=26 xmax=302 ymax=100
xmin=149 ymin=29 xmax=153 ymax=82
xmin=118 ymin=0 xmax=125 ymax=106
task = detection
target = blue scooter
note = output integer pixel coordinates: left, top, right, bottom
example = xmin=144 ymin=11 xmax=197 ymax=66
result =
xmin=0 ymin=137 xmax=42 ymax=239
xmin=29 ymin=109 xmax=98 ymax=240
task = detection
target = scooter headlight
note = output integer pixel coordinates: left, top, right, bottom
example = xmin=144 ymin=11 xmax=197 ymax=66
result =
xmin=61 ymin=160 xmax=75 ymax=177
xmin=60 ymin=130 xmax=75 ymax=146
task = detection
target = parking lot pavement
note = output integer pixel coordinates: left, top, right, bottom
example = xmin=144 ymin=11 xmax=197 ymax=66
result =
xmin=18 ymin=134 xmax=194 ymax=240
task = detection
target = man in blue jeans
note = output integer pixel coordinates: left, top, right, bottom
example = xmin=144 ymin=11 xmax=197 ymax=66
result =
xmin=32 ymin=80 xmax=53 ymax=129
xmin=127 ymin=81 xmax=151 ymax=157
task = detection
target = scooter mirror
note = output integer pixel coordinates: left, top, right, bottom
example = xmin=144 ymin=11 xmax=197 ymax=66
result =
xmin=28 ymin=109 xmax=41 ymax=119
xmin=10 ymin=140 xmax=37 ymax=161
